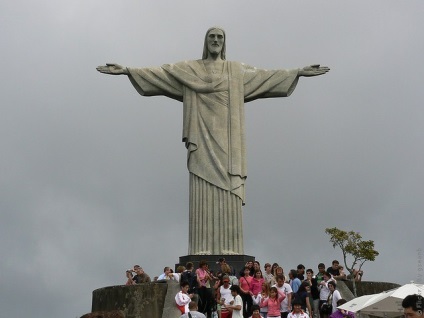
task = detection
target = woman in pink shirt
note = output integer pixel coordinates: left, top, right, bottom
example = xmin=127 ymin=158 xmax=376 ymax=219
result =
xmin=240 ymin=267 xmax=253 ymax=316
xmin=250 ymin=270 xmax=265 ymax=296
xmin=195 ymin=260 xmax=212 ymax=316
xmin=260 ymin=286 xmax=286 ymax=318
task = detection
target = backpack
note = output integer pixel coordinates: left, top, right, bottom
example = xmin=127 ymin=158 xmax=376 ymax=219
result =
xmin=181 ymin=270 xmax=197 ymax=292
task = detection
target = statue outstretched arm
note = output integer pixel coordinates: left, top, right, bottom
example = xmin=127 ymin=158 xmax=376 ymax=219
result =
xmin=298 ymin=64 xmax=330 ymax=77
xmin=96 ymin=63 xmax=129 ymax=75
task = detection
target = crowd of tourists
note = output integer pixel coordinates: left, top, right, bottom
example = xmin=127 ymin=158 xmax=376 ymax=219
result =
xmin=125 ymin=259 xmax=365 ymax=318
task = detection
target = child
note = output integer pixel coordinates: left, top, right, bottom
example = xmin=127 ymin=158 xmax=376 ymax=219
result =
xmin=252 ymin=281 xmax=270 ymax=318
xmin=288 ymin=299 xmax=309 ymax=318
xmin=260 ymin=286 xmax=285 ymax=318
xmin=227 ymin=285 xmax=243 ymax=318
xmin=250 ymin=304 xmax=264 ymax=318
xmin=175 ymin=281 xmax=193 ymax=314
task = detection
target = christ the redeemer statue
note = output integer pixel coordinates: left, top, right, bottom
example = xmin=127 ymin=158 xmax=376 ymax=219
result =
xmin=97 ymin=27 xmax=329 ymax=256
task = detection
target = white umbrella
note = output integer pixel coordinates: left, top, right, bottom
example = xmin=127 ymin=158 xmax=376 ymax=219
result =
xmin=337 ymin=294 xmax=377 ymax=313
xmin=338 ymin=283 xmax=424 ymax=317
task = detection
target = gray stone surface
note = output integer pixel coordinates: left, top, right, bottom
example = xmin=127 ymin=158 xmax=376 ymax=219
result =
xmin=97 ymin=27 xmax=329 ymax=256
xmin=81 ymin=310 xmax=125 ymax=318
xmin=92 ymin=282 xmax=172 ymax=318
xmin=161 ymin=281 xmax=181 ymax=318
xmin=335 ymin=280 xmax=355 ymax=301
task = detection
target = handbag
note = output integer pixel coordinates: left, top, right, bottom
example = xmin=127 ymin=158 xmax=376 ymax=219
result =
xmin=320 ymin=302 xmax=332 ymax=314
xmin=321 ymin=291 xmax=333 ymax=314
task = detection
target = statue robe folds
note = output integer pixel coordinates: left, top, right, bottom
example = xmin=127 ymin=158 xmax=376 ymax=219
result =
xmin=127 ymin=60 xmax=299 ymax=255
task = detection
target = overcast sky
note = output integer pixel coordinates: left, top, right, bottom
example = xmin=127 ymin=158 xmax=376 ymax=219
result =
xmin=1 ymin=1 xmax=423 ymax=317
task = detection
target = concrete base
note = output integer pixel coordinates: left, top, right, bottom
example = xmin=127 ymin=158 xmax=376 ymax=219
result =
xmin=177 ymin=254 xmax=255 ymax=274
xmin=91 ymin=281 xmax=181 ymax=318
xmin=87 ymin=278 xmax=401 ymax=318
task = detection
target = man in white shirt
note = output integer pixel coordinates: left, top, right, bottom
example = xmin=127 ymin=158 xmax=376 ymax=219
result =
xmin=227 ymin=285 xmax=243 ymax=318
xmin=318 ymin=272 xmax=335 ymax=317
xmin=158 ymin=266 xmax=172 ymax=280
xmin=273 ymin=274 xmax=293 ymax=318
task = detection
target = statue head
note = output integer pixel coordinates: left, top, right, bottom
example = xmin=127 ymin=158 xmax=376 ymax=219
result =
xmin=202 ymin=27 xmax=226 ymax=60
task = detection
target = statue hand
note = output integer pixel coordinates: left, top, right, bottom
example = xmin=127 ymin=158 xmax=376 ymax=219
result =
xmin=96 ymin=63 xmax=128 ymax=75
xmin=299 ymin=64 xmax=330 ymax=77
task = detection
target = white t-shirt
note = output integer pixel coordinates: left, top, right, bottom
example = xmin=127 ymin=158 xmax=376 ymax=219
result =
xmin=273 ymin=283 xmax=293 ymax=312
xmin=331 ymin=290 xmax=341 ymax=313
xmin=232 ymin=294 xmax=244 ymax=318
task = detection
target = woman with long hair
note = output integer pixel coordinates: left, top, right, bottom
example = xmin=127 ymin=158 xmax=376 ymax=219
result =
xmin=250 ymin=270 xmax=265 ymax=297
xmin=271 ymin=263 xmax=279 ymax=277
xmin=293 ymin=281 xmax=312 ymax=316
xmin=260 ymin=286 xmax=286 ymax=318
xmin=196 ymin=260 xmax=213 ymax=317
xmin=239 ymin=266 xmax=253 ymax=317
xmin=252 ymin=281 xmax=270 ymax=318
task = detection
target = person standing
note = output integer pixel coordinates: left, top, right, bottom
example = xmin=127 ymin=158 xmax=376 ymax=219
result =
xmin=273 ymin=275 xmax=293 ymax=318
xmin=318 ymin=273 xmax=335 ymax=318
xmin=326 ymin=261 xmax=343 ymax=280
xmin=305 ymin=269 xmax=319 ymax=318
xmin=158 ymin=266 xmax=173 ymax=280
xmin=176 ymin=281 xmax=194 ymax=314
xmin=196 ymin=260 xmax=213 ymax=317
xmin=252 ymin=281 xmax=270 ymax=318
xmin=228 ymin=285 xmax=244 ymax=318
xmin=315 ymin=264 xmax=326 ymax=286
xmin=250 ymin=304 xmax=264 ymax=318
xmin=240 ymin=267 xmax=253 ymax=317
xmin=288 ymin=300 xmax=309 ymax=318
xmin=260 ymin=286 xmax=286 ymax=318
xmin=250 ymin=270 xmax=265 ymax=297
xmin=327 ymin=282 xmax=341 ymax=314
xmin=263 ymin=263 xmax=275 ymax=286
xmin=289 ymin=270 xmax=301 ymax=293
xmin=297 ymin=265 xmax=306 ymax=281
xmin=217 ymin=276 xmax=234 ymax=318
xmin=133 ymin=265 xmax=151 ymax=283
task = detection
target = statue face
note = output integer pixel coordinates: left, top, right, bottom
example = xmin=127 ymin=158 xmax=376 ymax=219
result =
xmin=207 ymin=29 xmax=224 ymax=56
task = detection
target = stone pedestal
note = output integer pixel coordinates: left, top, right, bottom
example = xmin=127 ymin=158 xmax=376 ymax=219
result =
xmin=90 ymin=281 xmax=181 ymax=318
xmin=177 ymin=254 xmax=255 ymax=274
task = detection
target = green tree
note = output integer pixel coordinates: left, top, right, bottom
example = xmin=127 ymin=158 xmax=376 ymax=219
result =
xmin=325 ymin=227 xmax=379 ymax=296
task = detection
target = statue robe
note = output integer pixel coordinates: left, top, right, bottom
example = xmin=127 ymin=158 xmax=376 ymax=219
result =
xmin=127 ymin=60 xmax=299 ymax=255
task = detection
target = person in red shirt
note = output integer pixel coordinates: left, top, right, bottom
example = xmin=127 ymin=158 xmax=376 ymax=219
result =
xmin=240 ymin=267 xmax=253 ymax=317
xmin=250 ymin=270 xmax=265 ymax=297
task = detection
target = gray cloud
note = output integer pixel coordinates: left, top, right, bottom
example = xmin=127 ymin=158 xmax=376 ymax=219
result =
xmin=1 ymin=1 xmax=423 ymax=317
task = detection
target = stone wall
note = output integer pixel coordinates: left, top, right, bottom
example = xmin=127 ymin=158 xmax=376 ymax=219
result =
xmin=85 ymin=280 xmax=401 ymax=318
xmin=342 ymin=280 xmax=400 ymax=296
xmin=90 ymin=281 xmax=181 ymax=318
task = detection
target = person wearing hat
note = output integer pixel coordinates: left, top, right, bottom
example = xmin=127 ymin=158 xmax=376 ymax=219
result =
xmin=217 ymin=275 xmax=234 ymax=318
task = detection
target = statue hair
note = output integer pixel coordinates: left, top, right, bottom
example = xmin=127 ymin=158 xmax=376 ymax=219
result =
xmin=202 ymin=27 xmax=226 ymax=60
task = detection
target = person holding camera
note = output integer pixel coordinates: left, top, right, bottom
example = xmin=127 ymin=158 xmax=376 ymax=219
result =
xmin=125 ymin=265 xmax=151 ymax=285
